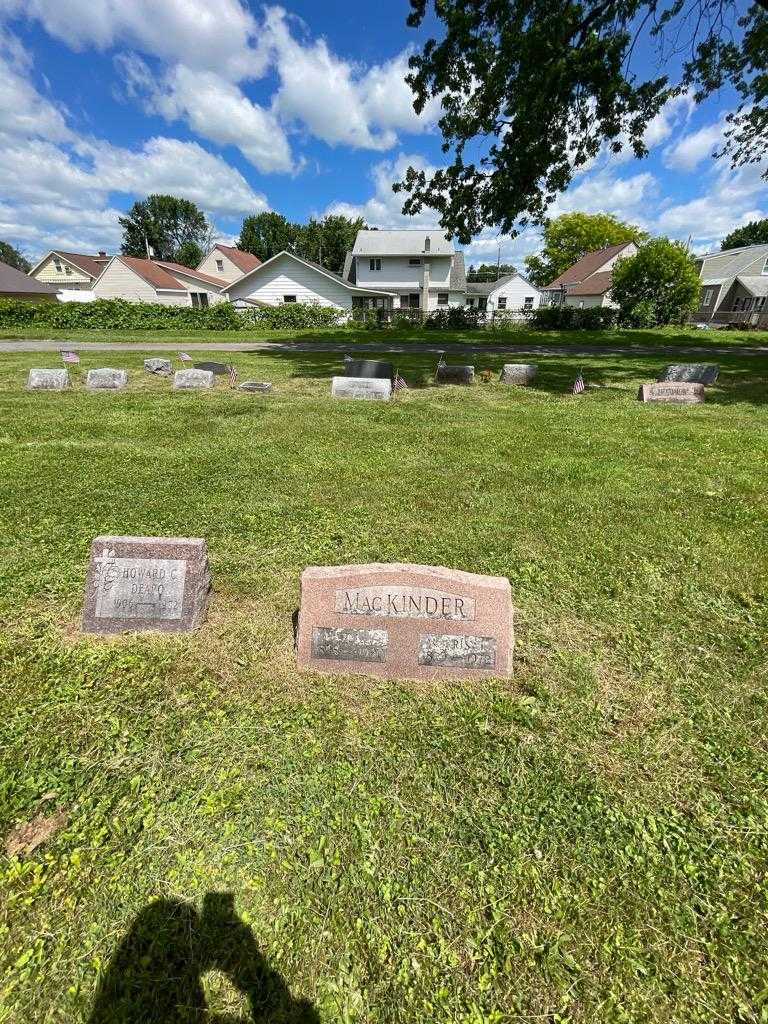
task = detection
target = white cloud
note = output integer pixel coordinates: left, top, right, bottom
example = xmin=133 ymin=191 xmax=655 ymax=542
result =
xmin=664 ymin=120 xmax=724 ymax=172
xmin=326 ymin=152 xmax=446 ymax=227
xmin=0 ymin=32 xmax=71 ymax=142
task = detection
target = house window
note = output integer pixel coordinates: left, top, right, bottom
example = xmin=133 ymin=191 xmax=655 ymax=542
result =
xmin=369 ymin=258 xmax=381 ymax=271
xmin=409 ymin=258 xmax=421 ymax=266
xmin=497 ymin=297 xmax=507 ymax=310
xmin=283 ymin=295 xmax=297 ymax=303
xmin=733 ymin=297 xmax=741 ymax=311
xmin=190 ymin=292 xmax=209 ymax=308
xmin=54 ymin=260 xmax=63 ymax=273
xmin=466 ymin=297 xmax=475 ymax=307
xmin=216 ymin=259 xmax=224 ymax=273
xmin=702 ymin=288 xmax=714 ymax=307
xmin=437 ymin=292 xmax=449 ymax=305
xmin=744 ymin=297 xmax=754 ymax=311
xmin=408 ymin=293 xmax=420 ymax=308
xmin=754 ymin=297 xmax=765 ymax=312
xmin=400 ymin=295 xmax=410 ymax=308
xmin=65 ymin=265 xmax=72 ymax=274
xmin=424 ymin=237 xmax=431 ymax=253
xmin=523 ymin=297 xmax=534 ymax=310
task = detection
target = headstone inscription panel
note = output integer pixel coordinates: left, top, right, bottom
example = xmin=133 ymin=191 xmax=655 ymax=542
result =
xmin=500 ymin=363 xmax=538 ymax=385
xmin=638 ymin=382 xmax=705 ymax=404
xmin=436 ymin=364 xmax=475 ymax=385
xmin=193 ymin=361 xmax=229 ymax=375
xmin=86 ymin=368 xmax=128 ymax=390
xmin=331 ymin=376 xmax=392 ymax=401
xmin=144 ymin=358 xmax=172 ymax=375
xmin=343 ymin=359 xmax=394 ymax=381
xmin=27 ymin=369 xmax=70 ymax=391
xmin=657 ymin=364 xmax=719 ymax=385
xmin=82 ymin=536 xmax=211 ymax=634
xmin=297 ymin=563 xmax=513 ymax=681
xmin=173 ymin=368 xmax=215 ymax=390
xmin=239 ymin=381 xmax=273 ymax=393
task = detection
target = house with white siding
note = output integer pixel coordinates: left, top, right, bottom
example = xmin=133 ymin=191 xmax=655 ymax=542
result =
xmin=93 ymin=256 xmax=228 ymax=306
xmin=197 ymin=243 xmax=261 ymax=284
xmin=542 ymin=241 xmax=638 ymax=308
xmin=691 ymin=244 xmax=768 ymax=325
xmin=223 ymin=250 xmax=396 ymax=311
xmin=29 ymin=250 xmax=111 ymax=292
xmin=342 ymin=230 xmax=466 ymax=311
xmin=465 ymin=273 xmax=542 ymax=315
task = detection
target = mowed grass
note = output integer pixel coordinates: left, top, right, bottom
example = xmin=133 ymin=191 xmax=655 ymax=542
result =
xmin=1 ymin=347 xmax=767 ymax=1023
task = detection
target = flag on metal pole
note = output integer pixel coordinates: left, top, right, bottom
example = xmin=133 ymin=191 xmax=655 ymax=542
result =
xmin=227 ymin=364 xmax=238 ymax=388
xmin=571 ymin=368 xmax=586 ymax=395
xmin=178 ymin=351 xmax=192 ymax=364
xmin=393 ymin=369 xmax=408 ymax=392
xmin=435 ymin=350 xmax=446 ymax=377
xmin=60 ymin=350 xmax=80 ymax=364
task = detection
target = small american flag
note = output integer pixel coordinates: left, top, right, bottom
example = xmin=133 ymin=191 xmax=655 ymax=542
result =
xmin=435 ymin=350 xmax=446 ymax=376
xmin=571 ymin=369 xmax=586 ymax=395
xmin=227 ymin=364 xmax=238 ymax=388
xmin=393 ymin=369 xmax=408 ymax=391
xmin=178 ymin=351 xmax=192 ymax=363
xmin=60 ymin=350 xmax=80 ymax=364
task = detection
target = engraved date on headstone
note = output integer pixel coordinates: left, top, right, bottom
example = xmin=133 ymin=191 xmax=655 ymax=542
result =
xmin=311 ymin=626 xmax=388 ymax=663
xmin=91 ymin=554 xmax=186 ymax=620
xmin=418 ymin=633 xmax=497 ymax=669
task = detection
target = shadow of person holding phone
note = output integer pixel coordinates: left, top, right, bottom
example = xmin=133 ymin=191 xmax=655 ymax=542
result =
xmin=88 ymin=892 xmax=319 ymax=1023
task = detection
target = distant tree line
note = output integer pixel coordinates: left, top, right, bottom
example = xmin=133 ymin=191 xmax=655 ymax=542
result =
xmin=237 ymin=212 xmax=368 ymax=275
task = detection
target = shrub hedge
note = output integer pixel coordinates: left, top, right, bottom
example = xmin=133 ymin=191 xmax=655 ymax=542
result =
xmin=528 ymin=305 xmax=618 ymax=330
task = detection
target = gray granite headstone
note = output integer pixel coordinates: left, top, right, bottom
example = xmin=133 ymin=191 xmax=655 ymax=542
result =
xmin=238 ymin=381 xmax=273 ymax=393
xmin=436 ymin=364 xmax=474 ymax=385
xmin=27 ymin=369 xmax=70 ymax=391
xmin=144 ymin=358 xmax=172 ymax=375
xmin=82 ymin=536 xmax=211 ymax=634
xmin=500 ymin=363 xmax=538 ymax=385
xmin=638 ymin=382 xmax=705 ymax=404
xmin=343 ymin=359 xmax=394 ymax=381
xmin=86 ymin=368 xmax=128 ymax=390
xmin=173 ymin=368 xmax=215 ymax=390
xmin=193 ymin=361 xmax=229 ymax=375
xmin=331 ymin=376 xmax=392 ymax=401
xmin=657 ymin=364 xmax=719 ymax=385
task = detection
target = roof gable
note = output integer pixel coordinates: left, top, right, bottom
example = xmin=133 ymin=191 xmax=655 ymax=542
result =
xmin=31 ymin=249 xmax=110 ymax=280
xmin=116 ymin=256 xmax=187 ymax=291
xmin=545 ymin=241 xmax=636 ymax=289
xmin=352 ymin=230 xmax=454 ymax=257
xmin=566 ymin=271 xmax=614 ymax=296
xmin=222 ymin=249 xmax=396 ymax=295
xmin=213 ymin=244 xmax=262 ymax=274
xmin=155 ymin=260 xmax=228 ymax=289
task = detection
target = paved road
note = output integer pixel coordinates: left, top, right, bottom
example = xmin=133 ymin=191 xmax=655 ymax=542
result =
xmin=1 ymin=338 xmax=767 ymax=357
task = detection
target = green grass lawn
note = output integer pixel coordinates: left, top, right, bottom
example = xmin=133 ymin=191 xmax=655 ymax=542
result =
xmin=0 ymin=323 xmax=766 ymax=348
xmin=1 ymin=347 xmax=767 ymax=1023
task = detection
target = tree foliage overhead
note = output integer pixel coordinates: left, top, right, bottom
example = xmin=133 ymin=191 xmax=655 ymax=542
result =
xmin=238 ymin=212 xmax=367 ymax=275
xmin=524 ymin=212 xmax=646 ymax=287
xmin=720 ymin=218 xmax=768 ymax=250
xmin=119 ymin=195 xmax=212 ymax=263
xmin=611 ymin=238 xmax=701 ymax=325
xmin=397 ymin=0 xmax=768 ymax=242
xmin=0 ymin=240 xmax=30 ymax=273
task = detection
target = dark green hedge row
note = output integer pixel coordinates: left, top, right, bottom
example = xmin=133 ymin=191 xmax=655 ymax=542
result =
xmin=528 ymin=305 xmax=618 ymax=330
xmin=0 ymin=298 xmax=348 ymax=330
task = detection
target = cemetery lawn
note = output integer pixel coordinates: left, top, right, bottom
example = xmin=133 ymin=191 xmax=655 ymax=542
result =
xmin=1 ymin=347 xmax=767 ymax=1023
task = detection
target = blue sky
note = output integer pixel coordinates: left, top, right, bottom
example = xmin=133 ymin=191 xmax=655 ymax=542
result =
xmin=0 ymin=0 xmax=765 ymax=266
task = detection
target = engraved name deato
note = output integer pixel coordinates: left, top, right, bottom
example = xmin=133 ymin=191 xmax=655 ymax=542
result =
xmin=335 ymin=586 xmax=475 ymax=621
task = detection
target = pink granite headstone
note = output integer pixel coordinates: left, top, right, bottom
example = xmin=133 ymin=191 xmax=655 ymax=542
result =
xmin=297 ymin=563 xmax=514 ymax=681
xmin=638 ymin=382 xmax=705 ymax=404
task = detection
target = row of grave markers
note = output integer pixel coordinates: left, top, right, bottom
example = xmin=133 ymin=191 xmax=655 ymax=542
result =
xmin=82 ymin=536 xmax=513 ymax=683
xmin=25 ymin=355 xmax=720 ymax=403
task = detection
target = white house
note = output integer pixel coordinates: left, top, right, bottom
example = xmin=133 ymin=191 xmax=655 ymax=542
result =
xmin=542 ymin=241 xmax=638 ymax=308
xmin=691 ymin=243 xmax=768 ymax=324
xmin=342 ymin=230 xmax=466 ymax=311
xmin=197 ymin=243 xmax=261 ymax=284
xmin=29 ymin=250 xmax=111 ymax=292
xmin=465 ymin=273 xmax=542 ymax=315
xmin=223 ymin=250 xmax=396 ymax=311
xmin=93 ymin=256 xmax=228 ymax=306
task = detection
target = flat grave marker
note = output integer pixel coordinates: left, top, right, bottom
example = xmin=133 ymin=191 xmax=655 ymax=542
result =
xmin=500 ymin=363 xmax=538 ymax=385
xmin=144 ymin=358 xmax=172 ymax=376
xmin=436 ymin=364 xmax=475 ymax=385
xmin=638 ymin=382 xmax=705 ymax=404
xmin=82 ymin=536 xmax=211 ymax=634
xmin=86 ymin=368 xmax=128 ymax=390
xmin=658 ymin=364 xmax=719 ymax=385
xmin=27 ymin=369 xmax=70 ymax=391
xmin=331 ymin=376 xmax=392 ymax=401
xmin=193 ymin=361 xmax=230 ymax=375
xmin=239 ymin=381 xmax=273 ymax=393
xmin=297 ymin=563 xmax=513 ymax=681
xmin=173 ymin=368 xmax=215 ymax=390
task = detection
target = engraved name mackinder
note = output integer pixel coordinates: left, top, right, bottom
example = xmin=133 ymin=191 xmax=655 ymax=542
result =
xmin=335 ymin=586 xmax=475 ymax=620
xmin=418 ymin=634 xmax=497 ymax=669
xmin=312 ymin=627 xmax=388 ymax=663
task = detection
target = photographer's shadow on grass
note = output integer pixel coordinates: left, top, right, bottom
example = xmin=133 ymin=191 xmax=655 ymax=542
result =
xmin=88 ymin=892 xmax=319 ymax=1024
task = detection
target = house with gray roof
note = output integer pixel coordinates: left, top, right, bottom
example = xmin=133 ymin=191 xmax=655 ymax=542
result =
xmin=692 ymin=244 xmax=768 ymax=324
xmin=465 ymin=273 xmax=542 ymax=315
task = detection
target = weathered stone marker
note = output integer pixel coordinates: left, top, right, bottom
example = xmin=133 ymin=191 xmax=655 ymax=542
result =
xmin=239 ymin=381 xmax=273 ymax=393
xmin=331 ymin=376 xmax=392 ymax=401
xmin=194 ymin=361 xmax=229 ymax=375
xmin=638 ymin=382 xmax=705 ymax=404
xmin=297 ymin=564 xmax=513 ymax=681
xmin=144 ymin=358 xmax=172 ymax=375
xmin=173 ymin=368 xmax=215 ymax=390
xmin=436 ymin=364 xmax=475 ymax=385
xmin=343 ymin=358 xmax=394 ymax=381
xmin=86 ymin=368 xmax=128 ymax=390
xmin=27 ymin=369 xmax=70 ymax=391
xmin=658 ymin=364 xmax=719 ymax=385
xmin=82 ymin=536 xmax=211 ymax=634
xmin=500 ymin=363 xmax=538 ymax=385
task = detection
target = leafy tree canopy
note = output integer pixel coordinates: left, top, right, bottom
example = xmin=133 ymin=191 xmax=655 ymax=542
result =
xmin=0 ymin=240 xmax=30 ymax=273
xmin=721 ymin=218 xmax=768 ymax=250
xmin=119 ymin=195 xmax=211 ymax=263
xmin=611 ymin=238 xmax=700 ymax=325
xmin=525 ymin=212 xmax=645 ymax=287
xmin=173 ymin=241 xmax=205 ymax=269
xmin=238 ymin=212 xmax=367 ymax=275
xmin=397 ymin=0 xmax=768 ymax=242
xmin=467 ymin=262 xmax=517 ymax=281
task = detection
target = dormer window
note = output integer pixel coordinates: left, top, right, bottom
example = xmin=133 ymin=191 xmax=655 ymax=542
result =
xmin=54 ymin=260 xmax=63 ymax=273
xmin=424 ymin=237 xmax=431 ymax=253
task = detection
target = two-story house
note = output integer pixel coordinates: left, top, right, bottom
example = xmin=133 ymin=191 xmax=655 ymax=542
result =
xmin=29 ymin=249 xmax=112 ymax=292
xmin=542 ymin=241 xmax=638 ymax=308
xmin=342 ymin=230 xmax=466 ymax=311
xmin=691 ymin=244 xmax=768 ymax=325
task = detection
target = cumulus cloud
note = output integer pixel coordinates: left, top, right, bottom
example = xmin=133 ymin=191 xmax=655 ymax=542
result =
xmin=664 ymin=119 xmax=724 ymax=172
xmin=325 ymin=153 xmax=446 ymax=227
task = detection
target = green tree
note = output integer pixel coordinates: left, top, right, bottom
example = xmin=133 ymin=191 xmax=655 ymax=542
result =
xmin=173 ymin=240 xmax=204 ymax=268
xmin=238 ymin=213 xmax=300 ymax=263
xmin=721 ymin=218 xmax=768 ymax=250
xmin=0 ymin=240 xmax=30 ymax=273
xmin=611 ymin=239 xmax=700 ymax=325
xmin=295 ymin=215 xmax=367 ymax=275
xmin=525 ymin=213 xmax=645 ymax=287
xmin=397 ymin=0 xmax=768 ymax=241
xmin=119 ymin=195 xmax=211 ymax=262
xmin=466 ymin=262 xmax=517 ymax=281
